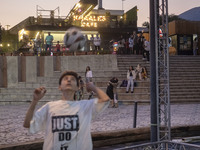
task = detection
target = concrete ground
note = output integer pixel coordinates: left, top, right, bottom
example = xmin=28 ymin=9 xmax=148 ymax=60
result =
xmin=0 ymin=103 xmax=200 ymax=147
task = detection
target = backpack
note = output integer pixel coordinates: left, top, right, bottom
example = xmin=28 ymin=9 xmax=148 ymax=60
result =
xmin=120 ymin=80 xmax=128 ymax=87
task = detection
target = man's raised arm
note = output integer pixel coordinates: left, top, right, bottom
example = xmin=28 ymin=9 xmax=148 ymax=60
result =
xmin=23 ymin=87 xmax=46 ymax=128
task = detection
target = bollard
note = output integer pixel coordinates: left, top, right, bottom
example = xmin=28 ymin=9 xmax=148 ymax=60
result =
xmin=133 ymin=101 xmax=138 ymax=128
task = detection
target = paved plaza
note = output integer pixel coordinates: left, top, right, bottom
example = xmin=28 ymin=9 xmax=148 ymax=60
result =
xmin=0 ymin=103 xmax=200 ymax=147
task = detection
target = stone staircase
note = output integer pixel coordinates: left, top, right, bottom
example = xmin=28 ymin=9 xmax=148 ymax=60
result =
xmin=117 ymin=55 xmax=200 ymax=103
xmin=169 ymin=56 xmax=200 ymax=102
xmin=0 ymin=55 xmax=200 ymax=104
xmin=115 ymin=55 xmax=150 ymax=103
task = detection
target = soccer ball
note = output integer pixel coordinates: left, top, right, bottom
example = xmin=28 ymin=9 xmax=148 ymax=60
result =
xmin=64 ymin=27 xmax=85 ymax=51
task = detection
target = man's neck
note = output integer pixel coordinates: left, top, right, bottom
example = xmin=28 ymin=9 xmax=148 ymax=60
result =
xmin=61 ymin=90 xmax=75 ymax=101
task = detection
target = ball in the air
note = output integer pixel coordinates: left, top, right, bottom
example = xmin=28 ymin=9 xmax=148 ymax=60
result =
xmin=64 ymin=27 xmax=85 ymax=51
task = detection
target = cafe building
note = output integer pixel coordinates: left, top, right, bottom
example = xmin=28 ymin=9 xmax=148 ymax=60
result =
xmin=169 ymin=7 xmax=200 ymax=55
xmin=9 ymin=0 xmax=138 ymax=52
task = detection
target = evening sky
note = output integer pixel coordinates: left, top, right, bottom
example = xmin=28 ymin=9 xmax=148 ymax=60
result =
xmin=0 ymin=0 xmax=200 ymax=29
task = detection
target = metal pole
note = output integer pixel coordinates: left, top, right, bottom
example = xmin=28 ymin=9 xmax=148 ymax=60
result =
xmin=150 ymin=0 xmax=158 ymax=142
xmin=122 ymin=0 xmax=125 ymax=10
xmin=133 ymin=101 xmax=138 ymax=128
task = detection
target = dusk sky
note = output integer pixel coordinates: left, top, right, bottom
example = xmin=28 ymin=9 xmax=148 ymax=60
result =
xmin=0 ymin=0 xmax=200 ymax=29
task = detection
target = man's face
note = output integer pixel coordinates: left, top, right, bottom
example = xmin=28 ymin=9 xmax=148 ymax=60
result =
xmin=59 ymin=75 xmax=78 ymax=92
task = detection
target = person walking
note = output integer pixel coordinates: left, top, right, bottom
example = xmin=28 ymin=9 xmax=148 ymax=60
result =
xmin=126 ymin=66 xmax=136 ymax=93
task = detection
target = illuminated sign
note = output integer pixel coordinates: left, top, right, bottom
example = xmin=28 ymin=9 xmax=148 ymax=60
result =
xmin=73 ymin=15 xmax=106 ymax=27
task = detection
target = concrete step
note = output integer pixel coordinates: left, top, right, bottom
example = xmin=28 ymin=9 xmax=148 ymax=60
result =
xmin=170 ymin=92 xmax=200 ymax=96
xmin=170 ymin=95 xmax=200 ymax=100
xmin=169 ymin=76 xmax=200 ymax=80
xmin=170 ymin=88 xmax=200 ymax=92
xmin=169 ymin=80 xmax=200 ymax=83
xmin=169 ymin=83 xmax=200 ymax=86
xmin=95 ymin=81 xmax=150 ymax=87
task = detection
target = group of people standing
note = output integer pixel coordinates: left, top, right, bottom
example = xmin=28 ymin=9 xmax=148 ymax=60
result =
xmin=33 ymin=32 xmax=56 ymax=56
xmin=76 ymin=64 xmax=147 ymax=107
xmin=117 ymin=32 xmax=150 ymax=61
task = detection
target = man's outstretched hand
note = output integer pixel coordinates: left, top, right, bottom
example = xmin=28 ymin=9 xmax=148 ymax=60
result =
xmin=33 ymin=87 xmax=46 ymax=102
xmin=86 ymin=82 xmax=96 ymax=93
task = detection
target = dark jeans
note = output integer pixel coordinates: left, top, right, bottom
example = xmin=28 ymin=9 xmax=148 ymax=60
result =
xmin=145 ymin=50 xmax=150 ymax=61
xmin=45 ymin=44 xmax=52 ymax=52
xmin=95 ymin=46 xmax=100 ymax=51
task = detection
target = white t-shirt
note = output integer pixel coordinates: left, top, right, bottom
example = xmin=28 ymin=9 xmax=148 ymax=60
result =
xmin=129 ymin=38 xmax=134 ymax=48
xmin=144 ymin=40 xmax=150 ymax=51
xmin=86 ymin=71 xmax=93 ymax=82
xmin=29 ymin=98 xmax=109 ymax=150
xmin=86 ymin=71 xmax=92 ymax=78
xmin=93 ymin=37 xmax=101 ymax=46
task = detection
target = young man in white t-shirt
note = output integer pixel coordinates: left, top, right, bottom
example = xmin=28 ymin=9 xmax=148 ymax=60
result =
xmin=23 ymin=71 xmax=110 ymax=150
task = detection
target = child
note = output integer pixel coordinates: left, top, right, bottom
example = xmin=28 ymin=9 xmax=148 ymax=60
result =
xmin=141 ymin=67 xmax=148 ymax=80
xmin=56 ymin=41 xmax=61 ymax=52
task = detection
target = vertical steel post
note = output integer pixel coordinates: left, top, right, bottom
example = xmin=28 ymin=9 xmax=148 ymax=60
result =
xmin=150 ymin=0 xmax=158 ymax=142
xmin=133 ymin=101 xmax=138 ymax=128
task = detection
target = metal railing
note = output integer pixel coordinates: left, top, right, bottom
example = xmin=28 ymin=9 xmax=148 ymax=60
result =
xmin=114 ymin=141 xmax=200 ymax=150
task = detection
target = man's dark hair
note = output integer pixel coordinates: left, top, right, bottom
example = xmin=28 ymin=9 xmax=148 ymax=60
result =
xmin=59 ymin=71 xmax=79 ymax=87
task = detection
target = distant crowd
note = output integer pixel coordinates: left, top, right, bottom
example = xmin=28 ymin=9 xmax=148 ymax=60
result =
xmin=110 ymin=31 xmax=150 ymax=61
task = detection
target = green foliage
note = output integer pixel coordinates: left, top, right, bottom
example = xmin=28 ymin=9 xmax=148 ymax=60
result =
xmin=142 ymin=14 xmax=182 ymax=28
xmin=0 ymin=28 xmax=18 ymax=53
xmin=142 ymin=21 xmax=150 ymax=29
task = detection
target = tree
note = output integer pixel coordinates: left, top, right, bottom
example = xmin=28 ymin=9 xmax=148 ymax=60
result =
xmin=168 ymin=14 xmax=181 ymax=22
xmin=159 ymin=13 xmax=181 ymax=25
xmin=142 ymin=13 xmax=181 ymax=28
xmin=142 ymin=21 xmax=150 ymax=29
xmin=0 ymin=28 xmax=18 ymax=54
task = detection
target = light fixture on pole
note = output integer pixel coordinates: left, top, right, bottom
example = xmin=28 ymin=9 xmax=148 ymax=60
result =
xmin=122 ymin=0 xmax=125 ymax=10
